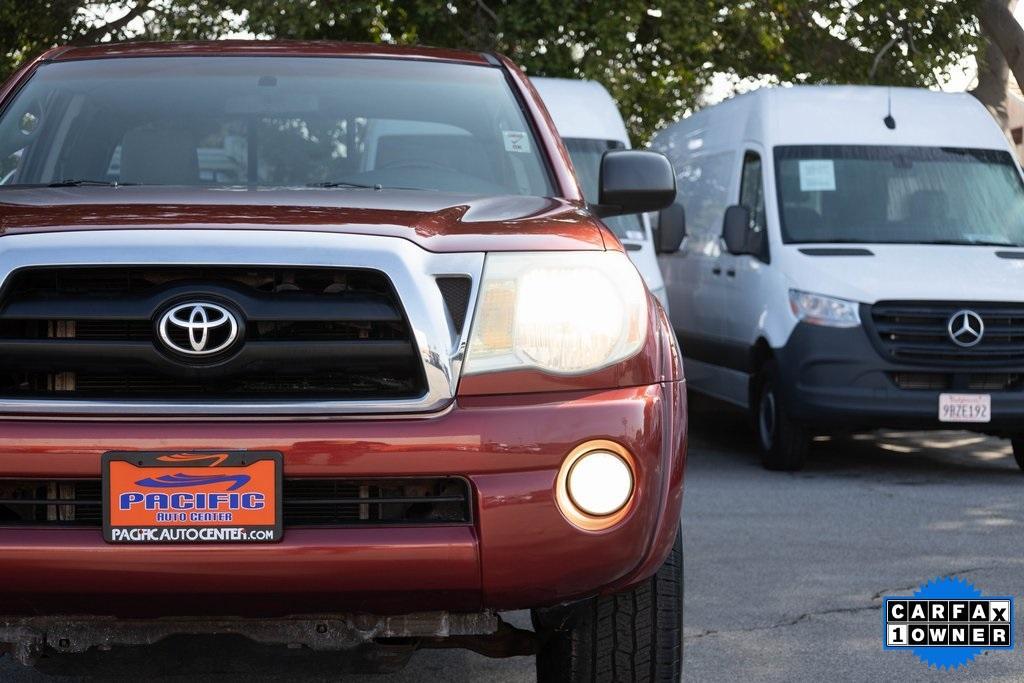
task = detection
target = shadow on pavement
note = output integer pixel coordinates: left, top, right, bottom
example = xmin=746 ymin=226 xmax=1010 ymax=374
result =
xmin=686 ymin=390 xmax=1020 ymax=482
xmin=17 ymin=635 xmax=528 ymax=682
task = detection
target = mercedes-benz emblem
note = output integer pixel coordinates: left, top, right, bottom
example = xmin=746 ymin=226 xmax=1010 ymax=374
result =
xmin=158 ymin=302 xmax=239 ymax=356
xmin=947 ymin=309 xmax=985 ymax=348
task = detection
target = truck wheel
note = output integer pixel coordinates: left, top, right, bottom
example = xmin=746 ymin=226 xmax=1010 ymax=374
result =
xmin=1010 ymin=438 xmax=1024 ymax=471
xmin=754 ymin=360 xmax=807 ymax=471
xmin=533 ymin=527 xmax=683 ymax=683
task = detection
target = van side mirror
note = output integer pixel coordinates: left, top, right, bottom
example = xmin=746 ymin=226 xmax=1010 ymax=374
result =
xmin=595 ymin=150 xmax=676 ymax=217
xmin=722 ymin=205 xmax=753 ymax=255
xmin=655 ymin=203 xmax=686 ymax=254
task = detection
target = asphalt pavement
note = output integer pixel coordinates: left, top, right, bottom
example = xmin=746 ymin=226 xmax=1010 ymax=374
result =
xmin=4 ymin=396 xmax=1024 ymax=681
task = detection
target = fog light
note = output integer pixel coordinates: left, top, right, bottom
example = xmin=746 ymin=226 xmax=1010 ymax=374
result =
xmin=556 ymin=440 xmax=636 ymax=530
xmin=568 ymin=451 xmax=633 ymax=516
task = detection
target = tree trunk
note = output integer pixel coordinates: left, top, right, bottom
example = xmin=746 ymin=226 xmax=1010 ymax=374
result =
xmin=979 ymin=0 xmax=1024 ymax=95
xmin=973 ymin=21 xmax=1012 ymax=128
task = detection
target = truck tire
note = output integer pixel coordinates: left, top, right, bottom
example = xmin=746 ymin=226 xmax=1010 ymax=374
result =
xmin=533 ymin=527 xmax=683 ymax=683
xmin=754 ymin=360 xmax=808 ymax=471
xmin=1010 ymin=437 xmax=1024 ymax=471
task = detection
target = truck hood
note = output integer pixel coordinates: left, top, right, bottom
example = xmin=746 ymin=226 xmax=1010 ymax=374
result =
xmin=784 ymin=244 xmax=1024 ymax=303
xmin=0 ymin=187 xmax=607 ymax=253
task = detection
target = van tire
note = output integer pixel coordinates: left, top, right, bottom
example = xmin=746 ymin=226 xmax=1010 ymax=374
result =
xmin=533 ymin=527 xmax=683 ymax=683
xmin=1010 ymin=438 xmax=1024 ymax=471
xmin=754 ymin=360 xmax=808 ymax=471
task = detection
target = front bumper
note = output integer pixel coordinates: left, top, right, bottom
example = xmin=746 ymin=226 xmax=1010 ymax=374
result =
xmin=776 ymin=323 xmax=1024 ymax=433
xmin=0 ymin=381 xmax=686 ymax=617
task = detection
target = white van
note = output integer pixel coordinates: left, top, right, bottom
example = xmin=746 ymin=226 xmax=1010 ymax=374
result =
xmin=533 ymin=77 xmax=671 ymax=312
xmin=652 ymin=85 xmax=1024 ymax=471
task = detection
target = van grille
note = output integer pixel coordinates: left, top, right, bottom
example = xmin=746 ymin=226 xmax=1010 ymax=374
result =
xmin=0 ymin=477 xmax=472 ymax=527
xmin=867 ymin=301 xmax=1024 ymax=365
xmin=0 ymin=267 xmax=425 ymax=401
xmin=889 ymin=372 xmax=1022 ymax=391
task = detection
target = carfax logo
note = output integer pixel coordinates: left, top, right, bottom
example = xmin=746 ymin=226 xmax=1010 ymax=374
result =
xmin=883 ymin=577 xmax=1014 ymax=670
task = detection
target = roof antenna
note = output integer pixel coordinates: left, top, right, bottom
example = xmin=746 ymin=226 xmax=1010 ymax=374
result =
xmin=883 ymin=87 xmax=896 ymax=130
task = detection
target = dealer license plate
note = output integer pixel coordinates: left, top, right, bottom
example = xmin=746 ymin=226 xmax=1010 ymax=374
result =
xmin=102 ymin=450 xmax=282 ymax=544
xmin=938 ymin=393 xmax=991 ymax=424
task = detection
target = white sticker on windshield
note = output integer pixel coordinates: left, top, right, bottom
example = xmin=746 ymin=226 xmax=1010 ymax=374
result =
xmin=798 ymin=159 xmax=836 ymax=192
xmin=503 ymin=130 xmax=531 ymax=153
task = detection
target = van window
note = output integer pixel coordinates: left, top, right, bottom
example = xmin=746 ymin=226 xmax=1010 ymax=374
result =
xmin=739 ymin=152 xmax=766 ymax=236
xmin=563 ymin=137 xmax=646 ymax=241
xmin=675 ymin=150 xmax=735 ymax=238
xmin=0 ymin=57 xmax=554 ymax=197
xmin=775 ymin=145 xmax=1024 ymax=246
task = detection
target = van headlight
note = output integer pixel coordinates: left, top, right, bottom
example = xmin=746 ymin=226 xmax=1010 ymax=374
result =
xmin=464 ymin=251 xmax=648 ymax=375
xmin=789 ymin=289 xmax=861 ymax=328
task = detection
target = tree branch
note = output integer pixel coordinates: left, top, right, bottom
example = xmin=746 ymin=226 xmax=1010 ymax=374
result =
xmin=76 ymin=0 xmax=151 ymax=43
xmin=977 ymin=0 xmax=1024 ymax=97
xmin=869 ymin=33 xmax=901 ymax=81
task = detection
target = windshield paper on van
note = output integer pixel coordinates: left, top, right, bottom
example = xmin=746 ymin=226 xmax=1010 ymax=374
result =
xmin=776 ymin=145 xmax=1024 ymax=246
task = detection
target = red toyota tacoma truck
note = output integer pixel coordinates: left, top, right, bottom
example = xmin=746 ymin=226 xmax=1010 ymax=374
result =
xmin=0 ymin=41 xmax=687 ymax=681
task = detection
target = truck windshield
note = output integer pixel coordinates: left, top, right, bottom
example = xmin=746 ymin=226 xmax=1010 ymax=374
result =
xmin=0 ymin=57 xmax=553 ymax=196
xmin=775 ymin=145 xmax=1024 ymax=246
xmin=564 ymin=137 xmax=647 ymax=241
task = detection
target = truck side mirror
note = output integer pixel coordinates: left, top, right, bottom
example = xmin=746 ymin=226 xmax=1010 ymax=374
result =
xmin=595 ymin=150 xmax=676 ymax=217
xmin=722 ymin=205 xmax=752 ymax=255
xmin=655 ymin=202 xmax=686 ymax=254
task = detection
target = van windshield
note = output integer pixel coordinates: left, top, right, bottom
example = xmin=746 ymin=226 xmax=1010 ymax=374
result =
xmin=775 ymin=145 xmax=1024 ymax=246
xmin=0 ymin=57 xmax=553 ymax=196
xmin=564 ymin=137 xmax=647 ymax=241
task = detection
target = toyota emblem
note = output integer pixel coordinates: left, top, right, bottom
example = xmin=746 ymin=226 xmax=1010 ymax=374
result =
xmin=158 ymin=302 xmax=239 ymax=356
xmin=947 ymin=310 xmax=985 ymax=348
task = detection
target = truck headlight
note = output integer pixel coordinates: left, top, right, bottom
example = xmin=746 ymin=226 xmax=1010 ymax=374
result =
xmin=789 ymin=289 xmax=861 ymax=328
xmin=464 ymin=251 xmax=648 ymax=375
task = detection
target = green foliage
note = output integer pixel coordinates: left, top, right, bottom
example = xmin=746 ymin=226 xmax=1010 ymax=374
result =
xmin=714 ymin=1 xmax=982 ymax=87
xmin=0 ymin=1 xmax=81 ymax=77
xmin=0 ymin=1 xmax=987 ymax=142
xmin=237 ymin=1 xmax=714 ymax=146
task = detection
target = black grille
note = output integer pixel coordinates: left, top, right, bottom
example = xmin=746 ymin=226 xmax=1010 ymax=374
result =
xmin=0 ymin=267 xmax=425 ymax=401
xmin=889 ymin=372 xmax=1022 ymax=391
xmin=867 ymin=301 xmax=1024 ymax=365
xmin=0 ymin=477 xmax=471 ymax=528
xmin=0 ymin=480 xmax=102 ymax=526
xmin=436 ymin=277 xmax=472 ymax=332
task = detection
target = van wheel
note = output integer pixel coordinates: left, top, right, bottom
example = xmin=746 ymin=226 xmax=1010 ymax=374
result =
xmin=1009 ymin=438 xmax=1024 ymax=471
xmin=754 ymin=360 xmax=807 ymax=471
xmin=533 ymin=527 xmax=683 ymax=683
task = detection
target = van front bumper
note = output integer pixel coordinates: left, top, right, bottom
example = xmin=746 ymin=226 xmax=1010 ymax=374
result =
xmin=0 ymin=381 xmax=686 ymax=618
xmin=776 ymin=323 xmax=1024 ymax=434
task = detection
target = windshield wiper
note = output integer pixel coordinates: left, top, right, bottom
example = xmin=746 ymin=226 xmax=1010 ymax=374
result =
xmin=307 ymin=181 xmax=382 ymax=190
xmin=307 ymin=181 xmax=429 ymax=191
xmin=920 ymin=239 xmax=1020 ymax=247
xmin=47 ymin=179 xmax=137 ymax=187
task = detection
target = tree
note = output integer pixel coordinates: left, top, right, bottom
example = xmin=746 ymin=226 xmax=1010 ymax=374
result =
xmin=0 ymin=1 xmax=81 ymax=78
xmin=232 ymin=1 xmax=993 ymax=139
xmin=973 ymin=0 xmax=1017 ymax=128
xmin=237 ymin=1 xmax=715 ymax=144
xmin=0 ymin=2 xmax=1009 ymax=142
xmin=975 ymin=0 xmax=1024 ymax=128
xmin=712 ymin=2 xmax=981 ymax=87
